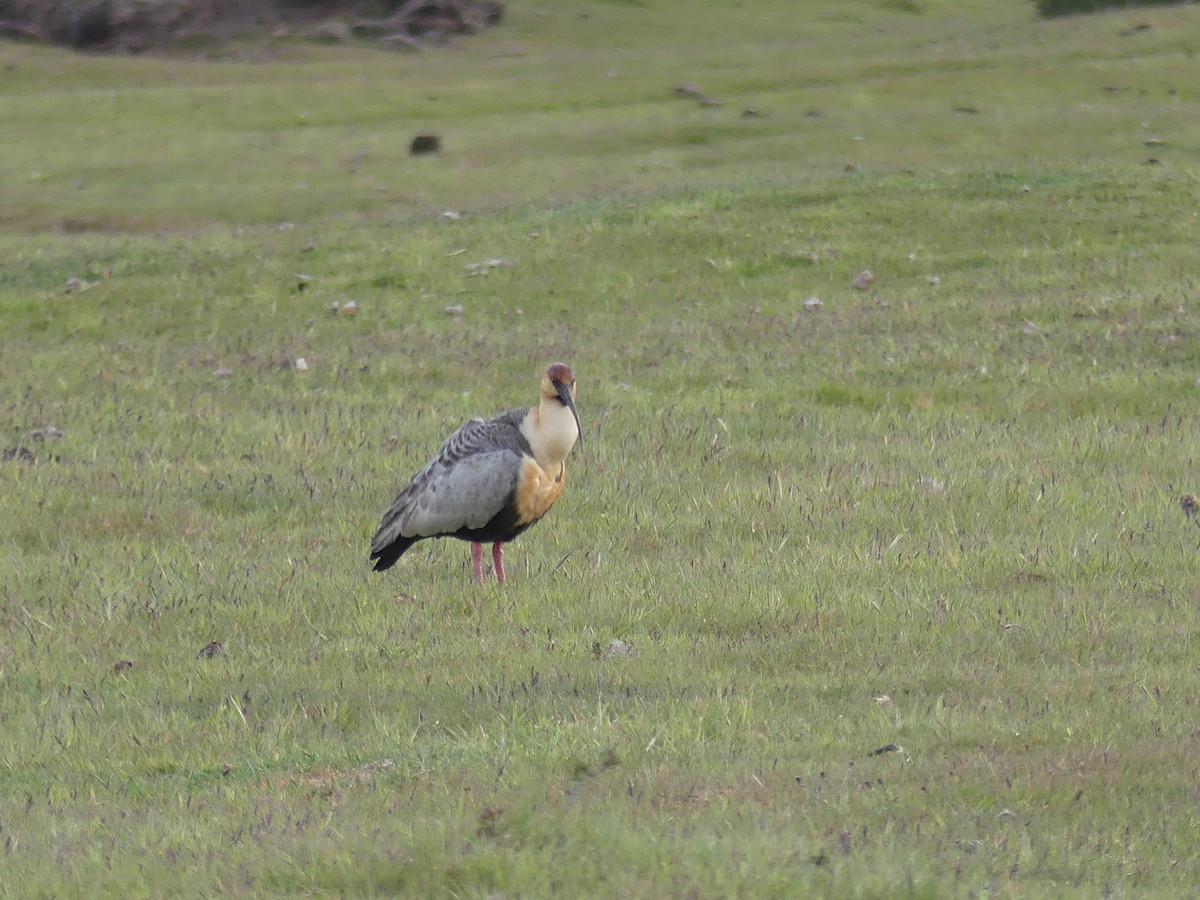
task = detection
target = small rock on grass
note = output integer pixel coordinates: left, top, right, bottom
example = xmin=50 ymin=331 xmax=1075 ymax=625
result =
xmin=410 ymin=134 xmax=441 ymax=155
xmin=917 ymin=475 xmax=946 ymax=494
xmin=605 ymin=639 xmax=631 ymax=658
xmin=464 ymin=258 xmax=513 ymax=276
xmin=670 ymin=83 xmax=722 ymax=106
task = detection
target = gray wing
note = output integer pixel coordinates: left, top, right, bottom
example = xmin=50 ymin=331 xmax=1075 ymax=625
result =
xmin=370 ymin=413 xmax=529 ymax=551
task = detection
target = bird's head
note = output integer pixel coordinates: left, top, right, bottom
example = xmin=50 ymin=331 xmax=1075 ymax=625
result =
xmin=542 ymin=362 xmax=582 ymax=449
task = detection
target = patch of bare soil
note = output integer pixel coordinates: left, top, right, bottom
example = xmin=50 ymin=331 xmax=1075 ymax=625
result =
xmin=0 ymin=0 xmax=504 ymax=53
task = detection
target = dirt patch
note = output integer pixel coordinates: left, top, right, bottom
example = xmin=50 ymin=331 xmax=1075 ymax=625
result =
xmin=0 ymin=0 xmax=505 ymax=54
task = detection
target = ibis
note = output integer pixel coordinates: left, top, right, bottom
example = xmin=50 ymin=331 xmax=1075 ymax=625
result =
xmin=370 ymin=363 xmax=582 ymax=583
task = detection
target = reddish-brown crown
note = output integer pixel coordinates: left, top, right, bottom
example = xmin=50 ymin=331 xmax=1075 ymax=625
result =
xmin=546 ymin=362 xmax=575 ymax=386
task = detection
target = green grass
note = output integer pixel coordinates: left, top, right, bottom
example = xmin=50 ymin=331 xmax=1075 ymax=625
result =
xmin=3 ymin=0 xmax=1200 ymax=896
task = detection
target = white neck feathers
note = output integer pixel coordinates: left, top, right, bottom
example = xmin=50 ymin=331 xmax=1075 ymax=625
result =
xmin=520 ymin=395 xmax=579 ymax=472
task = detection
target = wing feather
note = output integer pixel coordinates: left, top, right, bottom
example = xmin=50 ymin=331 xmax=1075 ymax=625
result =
xmin=422 ymin=450 xmax=520 ymax=531
xmin=370 ymin=411 xmax=530 ymax=554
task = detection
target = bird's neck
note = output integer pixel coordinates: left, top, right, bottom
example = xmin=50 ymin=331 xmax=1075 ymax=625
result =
xmin=520 ymin=397 xmax=578 ymax=474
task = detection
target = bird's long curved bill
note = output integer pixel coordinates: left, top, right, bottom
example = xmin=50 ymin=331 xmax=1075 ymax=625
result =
xmin=557 ymin=382 xmax=583 ymax=449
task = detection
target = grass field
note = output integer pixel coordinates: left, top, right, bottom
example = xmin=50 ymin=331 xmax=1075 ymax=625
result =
xmin=3 ymin=0 xmax=1200 ymax=895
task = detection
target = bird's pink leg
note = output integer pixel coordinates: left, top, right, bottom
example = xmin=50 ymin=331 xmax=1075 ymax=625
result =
xmin=492 ymin=542 xmax=506 ymax=584
xmin=471 ymin=541 xmax=485 ymax=585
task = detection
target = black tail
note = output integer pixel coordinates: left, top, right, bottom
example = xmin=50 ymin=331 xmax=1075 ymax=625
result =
xmin=370 ymin=535 xmax=419 ymax=572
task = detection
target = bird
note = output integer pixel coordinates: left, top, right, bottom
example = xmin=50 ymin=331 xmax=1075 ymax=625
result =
xmin=369 ymin=363 xmax=582 ymax=583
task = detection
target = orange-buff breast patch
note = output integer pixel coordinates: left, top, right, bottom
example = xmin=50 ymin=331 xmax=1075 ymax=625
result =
xmin=514 ymin=456 xmax=566 ymax=526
